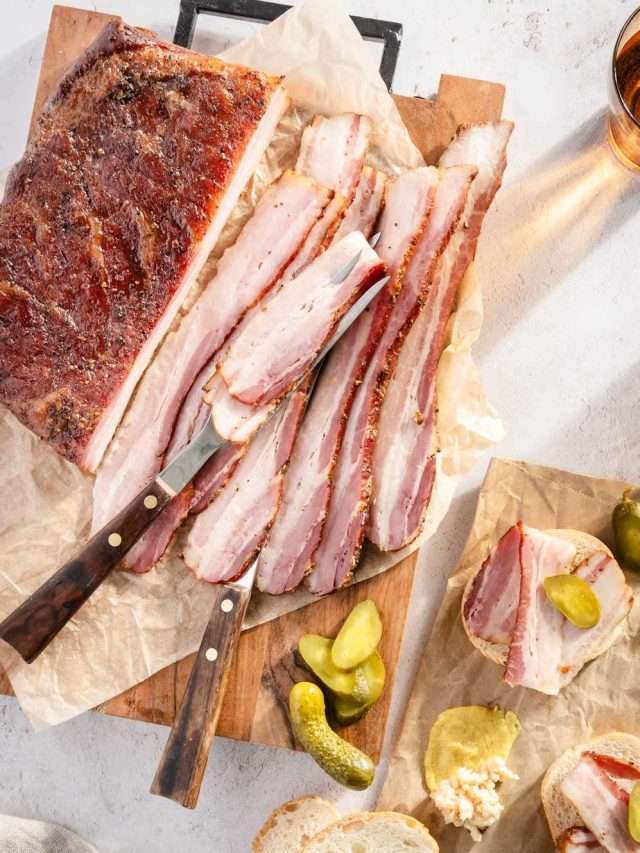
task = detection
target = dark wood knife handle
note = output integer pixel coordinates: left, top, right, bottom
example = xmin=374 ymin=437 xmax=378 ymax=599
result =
xmin=0 ymin=479 xmax=173 ymax=663
xmin=150 ymin=583 xmax=251 ymax=809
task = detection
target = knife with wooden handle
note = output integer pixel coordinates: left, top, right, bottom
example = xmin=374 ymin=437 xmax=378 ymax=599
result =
xmin=0 ymin=250 xmax=388 ymax=665
xmin=150 ymin=562 xmax=256 ymax=807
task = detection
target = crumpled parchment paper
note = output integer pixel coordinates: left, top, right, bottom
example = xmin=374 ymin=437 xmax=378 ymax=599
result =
xmin=0 ymin=0 xmax=503 ymax=727
xmin=378 ymin=457 xmax=640 ymax=853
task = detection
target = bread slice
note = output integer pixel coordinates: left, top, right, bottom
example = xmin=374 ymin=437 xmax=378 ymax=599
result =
xmin=541 ymin=732 xmax=640 ymax=843
xmin=461 ymin=527 xmax=619 ymax=669
xmin=252 ymin=796 xmax=340 ymax=853
xmin=301 ymin=811 xmax=439 ymax=852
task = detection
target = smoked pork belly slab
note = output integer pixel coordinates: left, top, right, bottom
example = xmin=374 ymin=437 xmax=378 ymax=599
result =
xmin=219 ymin=231 xmax=385 ymax=407
xmin=561 ymin=755 xmax=640 ymax=852
xmin=0 ymin=21 xmax=288 ymax=471
xmin=183 ymin=383 xmax=308 ymax=582
xmin=305 ymin=167 xmax=440 ymax=595
xmin=91 ymin=170 xmax=329 ymax=545
xmin=368 ymin=121 xmax=514 ymax=551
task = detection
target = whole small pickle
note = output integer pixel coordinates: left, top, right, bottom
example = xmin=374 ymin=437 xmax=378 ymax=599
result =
xmin=289 ymin=682 xmax=375 ymax=789
xmin=613 ymin=490 xmax=640 ymax=574
xmin=630 ymin=782 xmax=640 ymax=842
xmin=543 ymin=574 xmax=600 ymax=628
xmin=331 ymin=600 xmax=383 ymax=670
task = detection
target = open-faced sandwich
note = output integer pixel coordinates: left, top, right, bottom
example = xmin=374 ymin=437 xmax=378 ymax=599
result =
xmin=542 ymin=732 xmax=640 ymax=851
xmin=461 ymin=523 xmax=634 ymax=694
xmin=424 ymin=705 xmax=520 ymax=841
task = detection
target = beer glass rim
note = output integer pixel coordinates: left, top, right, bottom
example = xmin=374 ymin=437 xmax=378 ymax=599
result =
xmin=612 ymin=4 xmax=640 ymax=130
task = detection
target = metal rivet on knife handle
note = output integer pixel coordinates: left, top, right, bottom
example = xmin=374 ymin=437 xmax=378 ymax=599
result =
xmin=108 ymin=533 xmax=122 ymax=547
xmin=144 ymin=494 xmax=159 ymax=509
xmin=220 ymin=599 xmax=234 ymax=613
xmin=205 ymin=647 xmax=218 ymax=662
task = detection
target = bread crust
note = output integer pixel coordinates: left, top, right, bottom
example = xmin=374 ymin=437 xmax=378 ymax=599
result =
xmin=541 ymin=732 xmax=640 ymax=843
xmin=461 ymin=527 xmax=620 ymax=670
xmin=252 ymin=796 xmax=339 ymax=853
xmin=301 ymin=811 xmax=439 ymax=852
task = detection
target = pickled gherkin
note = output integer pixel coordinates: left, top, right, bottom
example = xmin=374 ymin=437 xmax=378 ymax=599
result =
xmin=288 ymin=682 xmax=375 ymax=789
xmin=630 ymin=782 xmax=640 ymax=842
xmin=542 ymin=574 xmax=600 ymax=628
xmin=298 ymin=634 xmax=356 ymax=696
xmin=613 ymin=490 xmax=640 ymax=574
xmin=331 ymin=600 xmax=382 ymax=670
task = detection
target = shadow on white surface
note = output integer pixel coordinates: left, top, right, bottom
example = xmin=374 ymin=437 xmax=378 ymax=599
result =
xmin=477 ymin=108 xmax=640 ymax=356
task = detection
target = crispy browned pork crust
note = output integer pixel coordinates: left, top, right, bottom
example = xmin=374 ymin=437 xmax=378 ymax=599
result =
xmin=0 ymin=21 xmax=283 ymax=469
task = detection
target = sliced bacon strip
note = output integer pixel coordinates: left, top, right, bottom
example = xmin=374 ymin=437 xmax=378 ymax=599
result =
xmin=305 ymin=167 xmax=440 ymax=594
xmin=296 ymin=114 xmax=372 ymax=198
xmin=91 ymin=171 xmax=329 ymax=539
xmin=278 ymin=194 xmax=348 ymax=286
xmin=281 ymin=113 xmax=373 ymax=285
xmin=333 ymin=166 xmax=387 ymax=242
xmin=183 ymin=384 xmax=308 ymax=583
xmin=219 ymin=231 xmax=385 ymax=407
xmin=463 ymin=522 xmax=523 ymax=644
xmin=557 ymin=826 xmax=607 ymax=852
xmin=256 ymin=299 xmax=387 ymax=594
xmin=368 ymin=122 xmax=514 ymax=551
xmin=503 ymin=527 xmax=576 ymax=694
xmin=561 ymin=755 xmax=640 ymax=852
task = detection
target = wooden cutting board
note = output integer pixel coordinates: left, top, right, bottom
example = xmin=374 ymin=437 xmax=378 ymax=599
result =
xmin=0 ymin=5 xmax=504 ymax=762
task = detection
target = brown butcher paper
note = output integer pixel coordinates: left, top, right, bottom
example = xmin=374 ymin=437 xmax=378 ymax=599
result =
xmin=378 ymin=457 xmax=640 ymax=852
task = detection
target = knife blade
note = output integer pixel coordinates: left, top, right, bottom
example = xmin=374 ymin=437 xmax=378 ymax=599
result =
xmin=0 ymin=252 xmax=389 ymax=664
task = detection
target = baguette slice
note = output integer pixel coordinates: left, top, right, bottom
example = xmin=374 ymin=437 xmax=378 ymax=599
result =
xmin=302 ymin=811 xmax=439 ymax=852
xmin=461 ymin=528 xmax=617 ymax=668
xmin=541 ymin=732 xmax=640 ymax=844
xmin=252 ymin=796 xmax=339 ymax=853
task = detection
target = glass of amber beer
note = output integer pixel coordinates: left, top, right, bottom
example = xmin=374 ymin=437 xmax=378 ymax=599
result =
xmin=609 ymin=6 xmax=640 ymax=169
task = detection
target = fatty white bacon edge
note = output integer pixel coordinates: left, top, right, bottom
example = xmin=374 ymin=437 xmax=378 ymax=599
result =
xmin=561 ymin=755 xmax=640 ymax=852
xmin=93 ymin=171 xmax=330 ymax=564
xmin=304 ymin=167 xmax=439 ymax=595
xmin=368 ymin=121 xmax=514 ymax=551
xmin=183 ymin=383 xmax=308 ymax=583
xmin=296 ymin=113 xmax=372 ymax=199
xmin=219 ymin=231 xmax=385 ymax=407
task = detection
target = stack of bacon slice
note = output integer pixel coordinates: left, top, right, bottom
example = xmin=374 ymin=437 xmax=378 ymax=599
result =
xmin=368 ymin=121 xmax=514 ymax=551
xmin=463 ymin=523 xmax=633 ymax=695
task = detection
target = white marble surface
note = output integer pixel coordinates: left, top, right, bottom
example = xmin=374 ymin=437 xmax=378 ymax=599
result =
xmin=1 ymin=1 xmax=639 ymax=851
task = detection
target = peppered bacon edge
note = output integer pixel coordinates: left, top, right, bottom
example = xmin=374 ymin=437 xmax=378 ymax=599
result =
xmin=0 ymin=21 xmax=283 ymax=468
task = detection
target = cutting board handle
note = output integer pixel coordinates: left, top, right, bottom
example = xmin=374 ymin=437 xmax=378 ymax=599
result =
xmin=150 ymin=583 xmax=251 ymax=808
xmin=0 ymin=480 xmax=173 ymax=663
